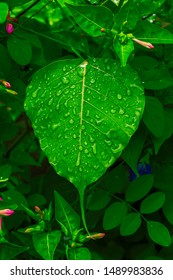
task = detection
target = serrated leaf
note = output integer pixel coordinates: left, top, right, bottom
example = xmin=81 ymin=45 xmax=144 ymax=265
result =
xmin=24 ymin=58 xmax=144 ymax=190
xmin=103 ymin=202 xmax=128 ymax=230
xmin=33 ymin=230 xmax=61 ymax=260
xmin=7 ymin=35 xmax=32 ymax=66
xmin=120 ymin=213 xmax=141 ymax=236
xmin=67 ymin=247 xmax=91 ymax=260
xmin=113 ymin=38 xmax=134 ymax=66
xmin=140 ymin=192 xmax=165 ymax=214
xmin=142 ymin=96 xmax=164 ymax=138
xmin=0 ymin=2 xmax=8 ymax=24
xmin=54 ymin=191 xmax=80 ymax=236
xmin=66 ymin=4 xmax=113 ymax=36
xmin=125 ymin=174 xmax=154 ymax=202
xmin=134 ymin=21 xmax=173 ymax=44
xmin=147 ymin=221 xmax=171 ymax=247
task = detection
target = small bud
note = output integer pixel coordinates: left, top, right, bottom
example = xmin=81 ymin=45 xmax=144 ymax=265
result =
xmin=34 ymin=206 xmax=41 ymax=213
xmin=0 ymin=80 xmax=11 ymax=88
xmin=133 ymin=38 xmax=154 ymax=49
xmin=100 ymin=28 xmax=105 ymax=32
xmin=6 ymin=23 xmax=14 ymax=34
xmin=25 ymin=225 xmax=41 ymax=233
xmin=0 ymin=209 xmax=14 ymax=216
xmin=86 ymin=232 xmax=105 ymax=240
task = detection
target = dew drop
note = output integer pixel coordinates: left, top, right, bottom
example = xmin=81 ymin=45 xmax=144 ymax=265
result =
xmin=90 ymin=78 xmax=95 ymax=84
xmin=68 ymin=167 xmax=73 ymax=173
xmin=85 ymin=110 xmax=90 ymax=117
xmin=104 ymin=139 xmax=112 ymax=146
xmin=52 ymin=123 xmax=61 ymax=130
xmin=64 ymin=112 xmax=70 ymax=118
xmin=84 ymin=149 xmax=89 ymax=154
xmin=111 ymin=109 xmax=116 ymax=114
xmin=127 ymin=88 xmax=132 ymax=96
xmin=119 ymin=108 xmax=125 ymax=115
xmin=77 ymin=67 xmax=84 ymax=77
xmin=32 ymin=91 xmax=37 ymax=98
xmin=63 ymin=150 xmax=67 ymax=156
xmin=69 ymin=119 xmax=74 ymax=124
xmin=62 ymin=76 xmax=69 ymax=84
xmin=76 ymin=154 xmax=80 ymax=166
xmin=79 ymin=145 xmax=83 ymax=151
xmin=63 ymin=66 xmax=66 ymax=72
xmin=70 ymin=84 xmax=76 ymax=89
xmin=92 ymin=143 xmax=97 ymax=154
xmin=89 ymin=136 xmax=95 ymax=143
xmin=94 ymin=165 xmax=99 ymax=170
xmin=48 ymin=98 xmax=53 ymax=106
xmin=81 ymin=125 xmax=85 ymax=130
xmin=117 ymin=94 xmax=122 ymax=100
xmin=56 ymin=90 xmax=62 ymax=96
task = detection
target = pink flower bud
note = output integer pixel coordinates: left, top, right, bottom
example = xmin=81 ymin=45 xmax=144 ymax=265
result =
xmin=133 ymin=38 xmax=154 ymax=49
xmin=0 ymin=80 xmax=11 ymax=88
xmin=87 ymin=232 xmax=106 ymax=240
xmin=0 ymin=209 xmax=14 ymax=216
xmin=6 ymin=23 xmax=14 ymax=34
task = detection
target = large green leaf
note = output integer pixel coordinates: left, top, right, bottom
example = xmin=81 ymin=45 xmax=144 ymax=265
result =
xmin=24 ymin=58 xmax=144 ymax=190
xmin=140 ymin=192 xmax=165 ymax=214
xmin=33 ymin=230 xmax=61 ymax=260
xmin=66 ymin=4 xmax=113 ymax=37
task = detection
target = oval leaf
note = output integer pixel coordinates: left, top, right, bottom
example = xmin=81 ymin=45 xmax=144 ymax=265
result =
xmin=125 ymin=174 xmax=154 ymax=203
xmin=24 ymin=58 xmax=144 ymax=189
xmin=147 ymin=221 xmax=171 ymax=247
xmin=120 ymin=212 xmax=141 ymax=236
xmin=0 ymin=2 xmax=8 ymax=24
xmin=33 ymin=230 xmax=61 ymax=260
xmin=7 ymin=36 xmax=32 ymax=66
xmin=103 ymin=202 xmax=128 ymax=230
xmin=140 ymin=192 xmax=165 ymax=214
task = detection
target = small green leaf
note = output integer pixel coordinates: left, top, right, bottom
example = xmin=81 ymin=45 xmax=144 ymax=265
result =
xmin=33 ymin=230 xmax=61 ymax=260
xmin=125 ymin=174 xmax=154 ymax=203
xmin=140 ymin=192 xmax=165 ymax=214
xmin=87 ymin=189 xmax=110 ymax=211
xmin=142 ymin=96 xmax=165 ymax=138
xmin=7 ymin=35 xmax=32 ymax=65
xmin=66 ymin=4 xmax=113 ymax=36
xmin=147 ymin=221 xmax=171 ymax=247
xmin=113 ymin=38 xmax=134 ymax=66
xmin=0 ymin=2 xmax=8 ymax=24
xmin=54 ymin=191 xmax=80 ymax=236
xmin=67 ymin=247 xmax=91 ymax=260
xmin=103 ymin=202 xmax=128 ymax=230
xmin=120 ymin=213 xmax=141 ymax=236
xmin=134 ymin=21 xmax=173 ymax=44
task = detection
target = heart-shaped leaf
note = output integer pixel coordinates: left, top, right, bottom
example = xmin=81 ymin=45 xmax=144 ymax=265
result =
xmin=24 ymin=58 xmax=144 ymax=191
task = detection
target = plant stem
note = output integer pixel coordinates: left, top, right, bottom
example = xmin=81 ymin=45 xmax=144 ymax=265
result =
xmin=16 ymin=0 xmax=41 ymax=18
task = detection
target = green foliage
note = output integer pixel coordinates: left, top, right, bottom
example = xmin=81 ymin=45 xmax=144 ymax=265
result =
xmin=0 ymin=0 xmax=173 ymax=260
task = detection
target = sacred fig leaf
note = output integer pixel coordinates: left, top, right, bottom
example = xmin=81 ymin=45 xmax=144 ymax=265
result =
xmin=24 ymin=58 xmax=144 ymax=190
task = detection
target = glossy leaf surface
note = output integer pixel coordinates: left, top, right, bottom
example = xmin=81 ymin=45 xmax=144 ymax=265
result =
xmin=147 ymin=221 xmax=171 ymax=247
xmin=120 ymin=212 xmax=141 ymax=236
xmin=25 ymin=58 xmax=144 ymax=190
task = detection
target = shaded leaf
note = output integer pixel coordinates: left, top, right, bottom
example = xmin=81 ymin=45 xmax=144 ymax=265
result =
xmin=0 ymin=2 xmax=8 ymax=24
xmin=142 ymin=96 xmax=165 ymax=138
xmin=125 ymin=174 xmax=154 ymax=202
xmin=7 ymin=35 xmax=32 ymax=66
xmin=103 ymin=202 xmax=128 ymax=230
xmin=54 ymin=191 xmax=80 ymax=236
xmin=67 ymin=247 xmax=91 ymax=260
xmin=147 ymin=221 xmax=171 ymax=247
xmin=66 ymin=4 xmax=113 ymax=37
xmin=140 ymin=192 xmax=165 ymax=214
xmin=120 ymin=212 xmax=141 ymax=236
xmin=33 ymin=230 xmax=61 ymax=260
xmin=0 ymin=242 xmax=28 ymax=260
